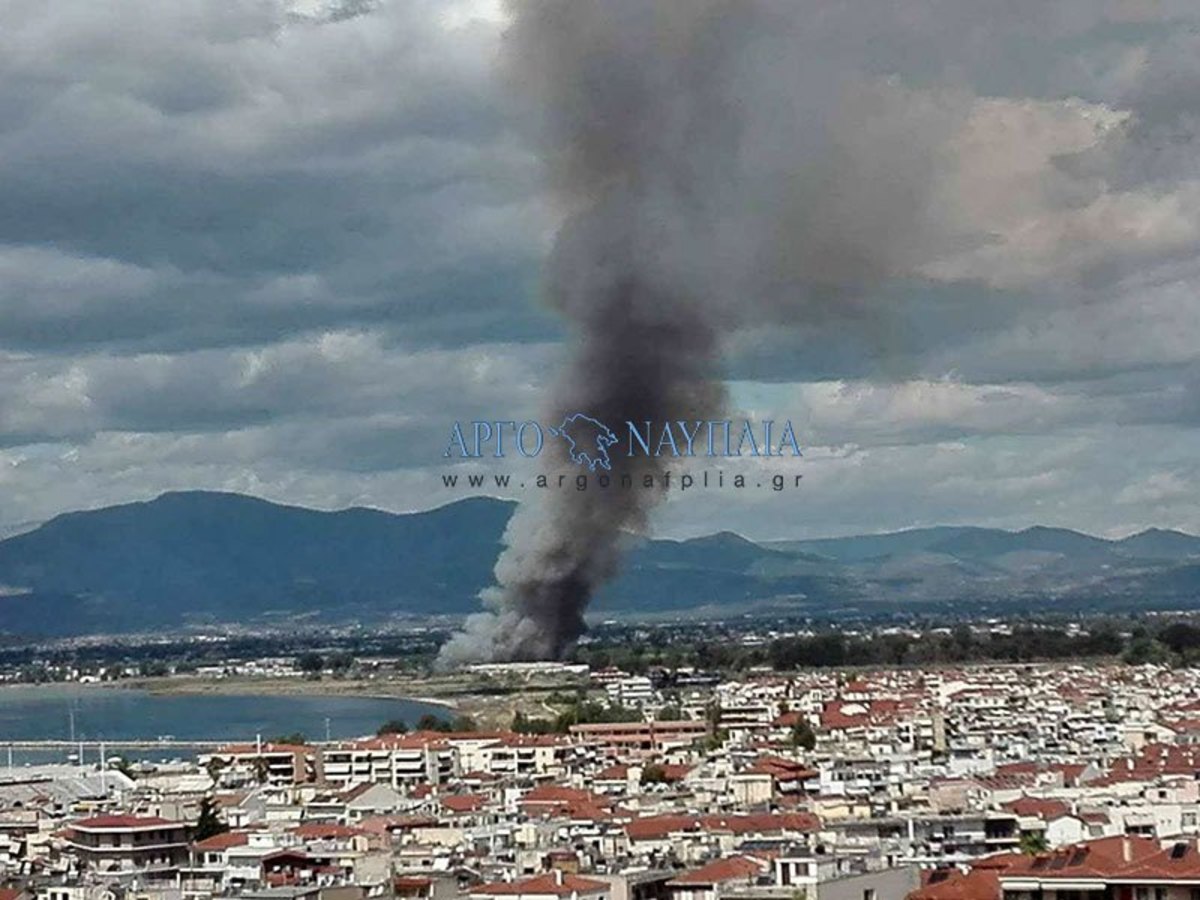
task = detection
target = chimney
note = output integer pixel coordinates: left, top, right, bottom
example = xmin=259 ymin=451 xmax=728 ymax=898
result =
xmin=554 ymin=870 xmax=564 ymax=886
xmin=1123 ymin=837 xmax=1132 ymax=862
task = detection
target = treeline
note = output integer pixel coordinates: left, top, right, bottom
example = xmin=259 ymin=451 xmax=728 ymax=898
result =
xmin=1126 ymin=622 xmax=1200 ymax=666
xmin=573 ymin=639 xmax=747 ymax=674
xmin=376 ymin=713 xmax=477 ymax=736
xmin=765 ymin=625 xmax=1126 ymax=669
xmin=511 ymin=697 xmax=642 ymax=735
xmin=573 ymin=620 xmax=1200 ymax=673
xmin=0 ymin=631 xmax=441 ymax=673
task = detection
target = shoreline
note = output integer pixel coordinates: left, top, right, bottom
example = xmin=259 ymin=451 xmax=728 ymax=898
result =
xmin=97 ymin=676 xmax=462 ymax=710
xmin=0 ymin=677 xmax=460 ymax=711
xmin=0 ymin=672 xmax=589 ymax=731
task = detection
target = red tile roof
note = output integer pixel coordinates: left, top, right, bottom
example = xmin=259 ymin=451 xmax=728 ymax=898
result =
xmin=519 ymin=785 xmax=616 ymax=818
xmin=908 ymin=868 xmax=1000 ymax=900
xmin=1001 ymin=836 xmax=1161 ymax=881
xmin=442 ymin=793 xmax=488 ymax=813
xmin=746 ymin=755 xmax=817 ymax=780
xmin=819 ymin=699 xmax=901 ymax=730
xmin=357 ymin=815 xmax=439 ymax=833
xmin=523 ymin=785 xmax=607 ymax=805
xmin=668 ymin=856 xmax=765 ymax=886
xmin=1048 ymin=763 xmax=1089 ymax=786
xmin=1096 ymin=743 xmax=1200 ymax=784
xmin=1118 ymin=841 xmax=1200 ymax=880
xmin=395 ymin=877 xmax=434 ymax=890
xmin=193 ymin=831 xmax=251 ymax=851
xmin=1002 ymin=796 xmax=1071 ymax=820
xmin=72 ymin=815 xmax=179 ymax=830
xmin=907 ymin=849 xmax=1030 ymax=899
xmin=473 ymin=873 xmax=609 ymax=897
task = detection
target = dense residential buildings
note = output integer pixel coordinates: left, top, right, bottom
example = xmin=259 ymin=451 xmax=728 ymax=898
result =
xmin=15 ymin=660 xmax=1200 ymax=899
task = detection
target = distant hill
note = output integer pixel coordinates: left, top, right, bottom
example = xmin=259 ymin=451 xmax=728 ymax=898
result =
xmin=1114 ymin=528 xmax=1200 ymax=561
xmin=0 ymin=491 xmax=1198 ymax=637
xmin=0 ymin=492 xmax=511 ymax=635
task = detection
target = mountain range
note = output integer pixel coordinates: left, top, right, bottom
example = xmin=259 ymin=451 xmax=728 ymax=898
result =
xmin=0 ymin=491 xmax=1198 ymax=638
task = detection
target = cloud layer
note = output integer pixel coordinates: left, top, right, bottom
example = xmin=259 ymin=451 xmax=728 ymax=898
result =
xmin=1 ymin=0 xmax=1199 ymax=540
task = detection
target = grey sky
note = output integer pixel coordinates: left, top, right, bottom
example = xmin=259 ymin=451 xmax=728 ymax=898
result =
xmin=2 ymin=0 xmax=1199 ymax=540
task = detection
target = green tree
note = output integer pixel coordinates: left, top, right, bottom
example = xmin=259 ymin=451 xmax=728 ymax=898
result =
xmin=1018 ymin=832 xmax=1049 ymax=855
xmin=512 ymin=711 xmax=555 ymax=734
xmin=271 ymin=732 xmax=307 ymax=745
xmin=791 ymin=719 xmax=817 ymax=751
xmin=193 ymin=796 xmax=229 ymax=842
xmin=1160 ymin=622 xmax=1200 ymax=654
xmin=1123 ymin=636 xmax=1169 ymax=666
xmin=698 ymin=729 xmax=729 ymax=752
xmin=205 ymin=756 xmax=227 ymax=784
xmin=641 ymin=763 xmax=668 ymax=785
xmin=377 ymin=719 xmax=408 ymax=736
xmin=18 ymin=664 xmax=50 ymax=684
xmin=413 ymin=713 xmax=477 ymax=732
xmin=950 ymin=624 xmax=974 ymax=660
xmin=296 ymin=652 xmax=324 ymax=679
xmin=706 ymin=701 xmax=722 ymax=727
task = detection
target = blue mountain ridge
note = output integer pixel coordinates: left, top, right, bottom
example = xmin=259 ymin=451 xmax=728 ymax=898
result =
xmin=0 ymin=491 xmax=1197 ymax=637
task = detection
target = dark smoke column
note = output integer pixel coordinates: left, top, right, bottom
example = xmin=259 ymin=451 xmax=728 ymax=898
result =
xmin=433 ymin=1 xmax=1135 ymax=663
xmin=437 ymin=2 xmax=738 ymax=665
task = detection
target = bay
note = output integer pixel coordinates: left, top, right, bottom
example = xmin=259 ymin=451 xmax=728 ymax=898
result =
xmin=0 ymin=684 xmax=447 ymax=763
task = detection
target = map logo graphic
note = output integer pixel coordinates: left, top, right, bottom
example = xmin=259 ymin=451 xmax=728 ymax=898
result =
xmin=550 ymin=413 xmax=618 ymax=471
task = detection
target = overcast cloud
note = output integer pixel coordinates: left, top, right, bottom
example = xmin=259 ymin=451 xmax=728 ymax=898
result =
xmin=1 ymin=0 xmax=1199 ymax=539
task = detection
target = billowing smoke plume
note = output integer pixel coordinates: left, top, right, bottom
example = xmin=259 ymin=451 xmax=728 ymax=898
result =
xmin=438 ymin=0 xmax=1150 ymax=665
